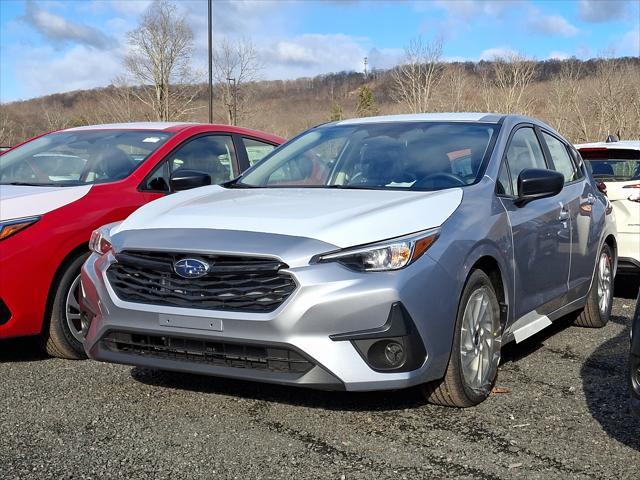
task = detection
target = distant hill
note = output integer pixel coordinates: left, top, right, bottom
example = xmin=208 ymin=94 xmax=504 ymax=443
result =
xmin=1 ymin=56 xmax=639 ymax=146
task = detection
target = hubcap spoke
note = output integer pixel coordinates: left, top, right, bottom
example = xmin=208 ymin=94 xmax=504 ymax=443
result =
xmin=65 ymin=275 xmax=85 ymax=343
xmin=597 ymin=253 xmax=611 ymax=314
xmin=459 ymin=287 xmax=501 ymax=393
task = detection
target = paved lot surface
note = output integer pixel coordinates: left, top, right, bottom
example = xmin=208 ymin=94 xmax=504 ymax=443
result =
xmin=1 ymin=281 xmax=639 ymax=480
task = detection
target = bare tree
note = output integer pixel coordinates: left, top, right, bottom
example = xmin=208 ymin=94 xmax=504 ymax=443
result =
xmin=96 ymin=76 xmax=148 ymax=123
xmin=212 ymin=38 xmax=262 ymax=125
xmin=548 ymin=60 xmax=590 ymax=141
xmin=0 ymin=106 xmax=16 ymax=146
xmin=392 ymin=37 xmax=443 ymax=113
xmin=439 ymin=64 xmax=471 ymax=112
xmin=589 ymin=58 xmax=632 ymax=140
xmin=124 ymin=0 xmax=201 ymax=121
xmin=41 ymin=101 xmax=72 ymax=131
xmin=480 ymin=53 xmax=537 ymax=115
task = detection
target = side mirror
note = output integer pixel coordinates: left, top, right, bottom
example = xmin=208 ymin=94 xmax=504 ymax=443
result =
xmin=169 ymin=169 xmax=212 ymax=192
xmin=515 ymin=168 xmax=564 ymax=206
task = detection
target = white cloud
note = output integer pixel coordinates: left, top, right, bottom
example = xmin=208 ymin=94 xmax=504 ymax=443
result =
xmin=16 ymin=44 xmax=123 ymax=98
xmin=23 ymin=0 xmax=116 ymax=49
xmin=549 ymin=51 xmax=570 ymax=60
xmin=429 ymin=0 xmax=517 ymax=20
xmin=618 ymin=28 xmax=640 ymax=56
xmin=479 ymin=46 xmax=518 ymax=61
xmin=577 ymin=0 xmax=630 ymax=23
xmin=527 ymin=10 xmax=579 ymax=37
xmin=260 ymin=34 xmax=368 ymax=79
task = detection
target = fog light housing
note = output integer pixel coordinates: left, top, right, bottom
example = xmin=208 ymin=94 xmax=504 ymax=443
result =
xmin=365 ymin=339 xmax=407 ymax=369
xmin=330 ymin=302 xmax=426 ymax=373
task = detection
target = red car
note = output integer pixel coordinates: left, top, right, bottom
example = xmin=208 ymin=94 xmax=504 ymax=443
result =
xmin=0 ymin=122 xmax=283 ymax=358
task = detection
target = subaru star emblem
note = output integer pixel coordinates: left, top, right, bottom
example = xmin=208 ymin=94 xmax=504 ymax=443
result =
xmin=173 ymin=258 xmax=210 ymax=279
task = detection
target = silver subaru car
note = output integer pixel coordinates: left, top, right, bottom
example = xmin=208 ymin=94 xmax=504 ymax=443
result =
xmin=80 ymin=113 xmax=617 ymax=407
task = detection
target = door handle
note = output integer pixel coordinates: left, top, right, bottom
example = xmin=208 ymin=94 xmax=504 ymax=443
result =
xmin=559 ymin=208 xmax=570 ymax=221
xmin=586 ymin=193 xmax=596 ymax=205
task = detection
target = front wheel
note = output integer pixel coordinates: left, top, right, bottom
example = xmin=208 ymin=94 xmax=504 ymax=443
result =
xmin=574 ymin=244 xmax=613 ymax=328
xmin=424 ymin=270 xmax=502 ymax=407
xmin=43 ymin=253 xmax=89 ymax=359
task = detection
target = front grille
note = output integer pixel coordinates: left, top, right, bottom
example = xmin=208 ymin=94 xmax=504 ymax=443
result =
xmin=102 ymin=332 xmax=313 ymax=374
xmin=106 ymin=251 xmax=296 ymax=313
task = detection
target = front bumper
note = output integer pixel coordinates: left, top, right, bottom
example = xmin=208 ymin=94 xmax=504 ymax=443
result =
xmin=81 ymin=247 xmax=458 ymax=392
xmin=616 ymin=232 xmax=640 ymax=275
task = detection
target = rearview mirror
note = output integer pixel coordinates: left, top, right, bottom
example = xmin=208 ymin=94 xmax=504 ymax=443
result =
xmin=515 ymin=168 xmax=563 ymax=206
xmin=170 ymin=169 xmax=212 ymax=192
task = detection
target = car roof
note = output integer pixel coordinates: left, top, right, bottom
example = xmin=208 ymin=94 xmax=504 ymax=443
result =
xmin=334 ymin=112 xmax=505 ymax=125
xmin=63 ymin=122 xmax=197 ymax=132
xmin=58 ymin=122 xmax=284 ymax=144
xmin=576 ymin=140 xmax=640 ymax=151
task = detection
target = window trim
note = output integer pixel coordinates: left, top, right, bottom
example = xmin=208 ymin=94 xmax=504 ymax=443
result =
xmin=538 ymin=128 xmax=583 ymax=186
xmin=139 ymin=132 xmax=241 ymax=193
xmin=495 ymin=123 xmax=550 ymax=199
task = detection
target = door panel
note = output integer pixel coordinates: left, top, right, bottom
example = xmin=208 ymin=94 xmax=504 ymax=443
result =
xmin=498 ymin=127 xmax=571 ymax=319
xmin=502 ymin=197 xmax=572 ymax=318
xmin=540 ymin=132 xmax=596 ymax=299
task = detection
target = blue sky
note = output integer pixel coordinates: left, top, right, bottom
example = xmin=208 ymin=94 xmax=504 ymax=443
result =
xmin=1 ymin=0 xmax=638 ymax=102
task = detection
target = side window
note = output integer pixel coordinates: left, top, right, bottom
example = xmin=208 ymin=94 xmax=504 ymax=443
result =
xmin=142 ymin=135 xmax=237 ymax=191
xmin=144 ymin=161 xmax=170 ymax=191
xmin=503 ymin=127 xmax=547 ymax=195
xmin=243 ymin=137 xmax=276 ymax=166
xmin=542 ymin=132 xmax=579 ymax=183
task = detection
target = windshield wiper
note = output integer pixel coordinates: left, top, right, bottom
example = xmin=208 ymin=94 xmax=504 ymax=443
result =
xmin=3 ymin=181 xmax=58 ymax=186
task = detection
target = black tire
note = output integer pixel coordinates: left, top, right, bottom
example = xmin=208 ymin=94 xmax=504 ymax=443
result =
xmin=424 ymin=269 xmax=502 ymax=407
xmin=574 ymin=243 xmax=613 ymax=328
xmin=42 ymin=253 xmax=89 ymax=359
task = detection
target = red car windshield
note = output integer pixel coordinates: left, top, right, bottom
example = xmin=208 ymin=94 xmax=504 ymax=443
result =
xmin=0 ymin=130 xmax=172 ymax=186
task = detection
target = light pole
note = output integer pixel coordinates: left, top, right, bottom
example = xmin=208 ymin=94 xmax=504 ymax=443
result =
xmin=207 ymin=0 xmax=213 ymax=123
xmin=227 ymin=77 xmax=237 ymax=125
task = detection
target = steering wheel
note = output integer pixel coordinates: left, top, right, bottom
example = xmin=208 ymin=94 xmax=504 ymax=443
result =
xmin=415 ymin=172 xmax=466 ymax=188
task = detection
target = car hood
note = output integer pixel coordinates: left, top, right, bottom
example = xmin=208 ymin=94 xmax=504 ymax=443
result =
xmin=115 ymin=185 xmax=463 ymax=249
xmin=0 ymin=185 xmax=93 ymax=221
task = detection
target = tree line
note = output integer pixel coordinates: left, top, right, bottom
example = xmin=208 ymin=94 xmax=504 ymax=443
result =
xmin=1 ymin=0 xmax=638 ymax=146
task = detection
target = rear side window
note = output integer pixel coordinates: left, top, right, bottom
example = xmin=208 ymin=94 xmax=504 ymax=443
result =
xmin=499 ymin=127 xmax=547 ymax=196
xmin=243 ymin=137 xmax=276 ymax=166
xmin=542 ymin=132 xmax=579 ymax=183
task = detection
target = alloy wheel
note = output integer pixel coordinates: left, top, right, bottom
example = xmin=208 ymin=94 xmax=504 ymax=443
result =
xmin=65 ymin=274 xmax=84 ymax=343
xmin=460 ymin=287 xmax=501 ymax=394
xmin=597 ymin=252 xmax=612 ymax=315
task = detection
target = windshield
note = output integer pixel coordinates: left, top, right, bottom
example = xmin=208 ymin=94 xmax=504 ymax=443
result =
xmin=0 ymin=130 xmax=172 ymax=186
xmin=236 ymin=122 xmax=499 ymax=191
xmin=580 ymin=148 xmax=640 ymax=181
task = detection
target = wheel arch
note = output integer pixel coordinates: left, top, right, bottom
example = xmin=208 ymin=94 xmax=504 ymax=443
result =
xmin=41 ymin=242 xmax=90 ymax=334
xmin=604 ymin=234 xmax=618 ymax=274
xmin=468 ymin=255 xmax=508 ymax=328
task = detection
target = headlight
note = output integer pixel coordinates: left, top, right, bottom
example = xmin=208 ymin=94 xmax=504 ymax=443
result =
xmin=0 ymin=216 xmax=40 ymax=241
xmin=315 ymin=229 xmax=439 ymax=272
xmin=89 ymin=222 xmax=120 ymax=255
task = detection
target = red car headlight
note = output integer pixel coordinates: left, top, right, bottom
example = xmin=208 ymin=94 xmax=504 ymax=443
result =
xmin=0 ymin=216 xmax=40 ymax=241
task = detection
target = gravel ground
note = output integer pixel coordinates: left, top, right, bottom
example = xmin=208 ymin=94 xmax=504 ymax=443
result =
xmin=1 ymin=282 xmax=638 ymax=480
